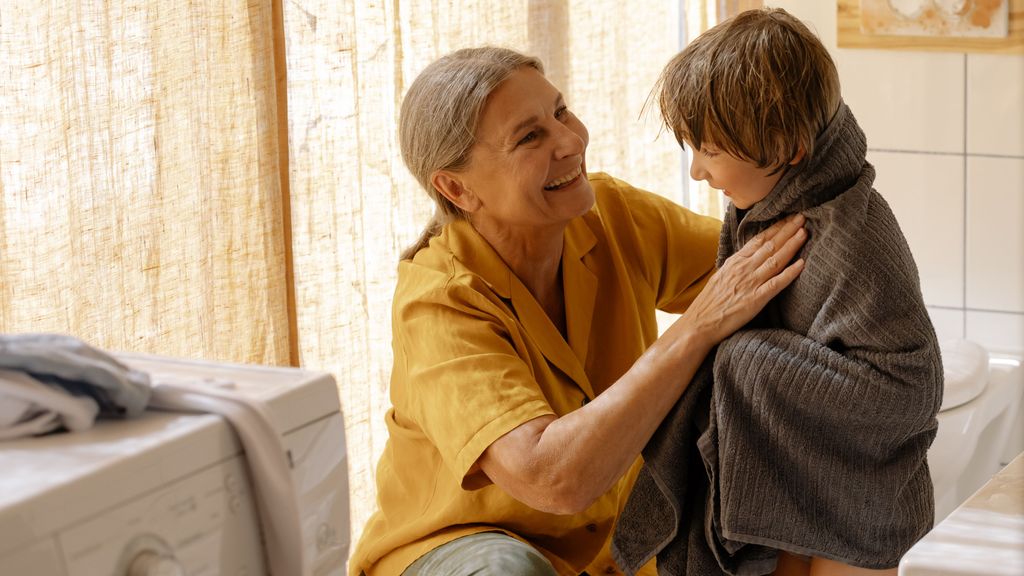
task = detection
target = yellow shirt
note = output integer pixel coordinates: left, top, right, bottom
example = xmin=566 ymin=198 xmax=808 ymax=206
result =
xmin=351 ymin=173 xmax=721 ymax=576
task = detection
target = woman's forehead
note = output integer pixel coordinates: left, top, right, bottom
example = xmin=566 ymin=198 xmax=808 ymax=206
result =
xmin=477 ymin=68 xmax=561 ymax=136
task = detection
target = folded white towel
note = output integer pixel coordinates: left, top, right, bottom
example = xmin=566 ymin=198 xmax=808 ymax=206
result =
xmin=0 ymin=369 xmax=99 ymax=440
xmin=0 ymin=333 xmax=150 ymax=418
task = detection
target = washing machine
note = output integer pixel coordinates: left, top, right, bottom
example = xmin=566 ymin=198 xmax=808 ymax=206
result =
xmin=0 ymin=353 xmax=350 ymax=575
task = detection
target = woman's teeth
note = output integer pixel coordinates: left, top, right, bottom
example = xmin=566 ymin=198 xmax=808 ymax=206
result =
xmin=544 ymin=166 xmax=582 ymax=190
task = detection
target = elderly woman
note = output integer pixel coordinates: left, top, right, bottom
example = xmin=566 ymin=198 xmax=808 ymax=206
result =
xmin=349 ymin=47 xmax=806 ymax=576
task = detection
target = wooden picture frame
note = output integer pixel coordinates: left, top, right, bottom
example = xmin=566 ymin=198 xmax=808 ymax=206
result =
xmin=838 ymin=0 xmax=1024 ymax=53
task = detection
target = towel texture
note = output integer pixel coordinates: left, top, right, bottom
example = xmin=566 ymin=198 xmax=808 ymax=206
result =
xmin=612 ymin=103 xmax=943 ymax=575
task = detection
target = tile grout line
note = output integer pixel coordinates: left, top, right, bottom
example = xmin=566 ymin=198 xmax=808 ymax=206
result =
xmin=867 ymin=148 xmax=1024 ymax=160
xmin=962 ymin=53 xmax=969 ymax=339
xmin=929 ymin=305 xmax=1024 ymax=317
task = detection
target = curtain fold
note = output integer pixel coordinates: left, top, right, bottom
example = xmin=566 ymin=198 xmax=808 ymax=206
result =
xmin=0 ymin=0 xmax=290 ymax=365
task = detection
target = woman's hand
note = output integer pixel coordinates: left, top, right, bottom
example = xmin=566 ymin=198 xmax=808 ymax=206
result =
xmin=477 ymin=213 xmax=806 ymax=515
xmin=671 ymin=213 xmax=807 ymax=350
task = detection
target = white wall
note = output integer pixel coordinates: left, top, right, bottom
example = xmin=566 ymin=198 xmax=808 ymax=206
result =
xmin=768 ymin=0 xmax=1024 ymax=355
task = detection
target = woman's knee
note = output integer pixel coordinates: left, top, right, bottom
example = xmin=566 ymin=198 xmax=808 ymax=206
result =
xmin=403 ymin=532 xmax=558 ymax=576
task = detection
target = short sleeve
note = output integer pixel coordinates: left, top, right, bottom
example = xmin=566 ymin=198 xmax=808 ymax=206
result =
xmin=591 ymin=174 xmax=721 ymax=314
xmin=392 ymin=283 xmax=555 ymax=487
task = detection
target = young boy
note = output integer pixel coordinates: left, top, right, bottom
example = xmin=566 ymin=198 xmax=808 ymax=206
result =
xmin=612 ymin=8 xmax=943 ymax=576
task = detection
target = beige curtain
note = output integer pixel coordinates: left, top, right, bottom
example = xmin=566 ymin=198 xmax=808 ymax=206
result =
xmin=0 ymin=1 xmax=291 ymax=365
xmin=1 ymin=0 xmax=694 ymax=559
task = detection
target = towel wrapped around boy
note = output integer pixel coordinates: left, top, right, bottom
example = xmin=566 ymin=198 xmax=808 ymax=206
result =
xmin=611 ymin=103 xmax=944 ymax=575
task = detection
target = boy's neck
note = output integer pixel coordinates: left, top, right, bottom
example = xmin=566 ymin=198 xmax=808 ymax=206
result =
xmin=735 ymin=206 xmax=749 ymax=224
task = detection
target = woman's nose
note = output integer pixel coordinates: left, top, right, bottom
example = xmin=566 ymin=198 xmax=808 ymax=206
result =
xmin=554 ymin=122 xmax=585 ymax=158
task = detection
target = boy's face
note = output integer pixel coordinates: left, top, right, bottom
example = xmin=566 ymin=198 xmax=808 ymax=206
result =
xmin=686 ymin=141 xmax=786 ymax=210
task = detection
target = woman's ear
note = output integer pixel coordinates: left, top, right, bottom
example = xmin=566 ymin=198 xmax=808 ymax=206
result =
xmin=431 ymin=170 xmax=480 ymax=213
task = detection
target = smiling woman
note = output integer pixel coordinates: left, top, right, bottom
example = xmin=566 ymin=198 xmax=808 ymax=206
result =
xmin=430 ymin=66 xmax=596 ymax=330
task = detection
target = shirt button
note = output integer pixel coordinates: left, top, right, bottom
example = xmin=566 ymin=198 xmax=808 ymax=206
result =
xmin=604 ymin=567 xmax=617 ymax=575
xmin=585 ymin=523 xmax=597 ymax=532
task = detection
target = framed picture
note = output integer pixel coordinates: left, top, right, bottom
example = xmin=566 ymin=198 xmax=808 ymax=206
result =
xmin=838 ymin=0 xmax=1024 ymax=52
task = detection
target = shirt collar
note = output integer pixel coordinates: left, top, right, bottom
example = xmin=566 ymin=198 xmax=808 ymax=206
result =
xmin=443 ymin=215 xmax=598 ymax=299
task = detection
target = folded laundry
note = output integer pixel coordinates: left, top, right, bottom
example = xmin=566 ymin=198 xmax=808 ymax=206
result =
xmin=0 ymin=333 xmax=151 ymax=420
xmin=0 ymin=333 xmax=309 ymax=575
xmin=0 ymin=368 xmax=99 ymax=440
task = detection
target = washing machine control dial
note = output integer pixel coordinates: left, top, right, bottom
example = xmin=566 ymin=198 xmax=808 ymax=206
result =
xmin=126 ymin=551 xmax=186 ymax=576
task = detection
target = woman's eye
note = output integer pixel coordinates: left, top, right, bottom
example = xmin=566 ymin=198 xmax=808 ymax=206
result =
xmin=517 ymin=131 xmax=538 ymax=146
xmin=555 ymin=105 xmax=569 ymax=119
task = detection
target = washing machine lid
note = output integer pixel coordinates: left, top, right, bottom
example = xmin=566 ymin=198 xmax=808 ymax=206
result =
xmin=118 ymin=353 xmax=341 ymax=433
xmin=0 ymin=354 xmax=340 ymax=558
xmin=940 ymin=339 xmax=990 ymax=412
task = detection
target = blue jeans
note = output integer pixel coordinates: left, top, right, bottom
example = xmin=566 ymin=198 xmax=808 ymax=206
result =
xmin=401 ymin=532 xmax=559 ymax=576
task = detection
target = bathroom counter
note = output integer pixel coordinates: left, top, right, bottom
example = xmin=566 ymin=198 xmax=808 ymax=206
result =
xmin=899 ymin=451 xmax=1024 ymax=575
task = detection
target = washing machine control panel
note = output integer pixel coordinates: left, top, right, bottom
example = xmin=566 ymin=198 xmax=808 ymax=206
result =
xmin=61 ymin=457 xmax=265 ymax=576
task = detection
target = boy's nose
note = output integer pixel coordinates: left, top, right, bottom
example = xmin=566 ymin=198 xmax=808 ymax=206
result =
xmin=689 ymin=154 xmax=708 ymax=182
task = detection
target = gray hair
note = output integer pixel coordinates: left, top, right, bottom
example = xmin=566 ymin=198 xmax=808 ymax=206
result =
xmin=399 ymin=47 xmax=543 ymax=260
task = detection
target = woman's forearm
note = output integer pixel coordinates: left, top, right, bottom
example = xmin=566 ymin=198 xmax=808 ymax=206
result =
xmin=533 ymin=320 xmax=715 ymax=512
xmin=478 ymin=213 xmax=806 ymax=514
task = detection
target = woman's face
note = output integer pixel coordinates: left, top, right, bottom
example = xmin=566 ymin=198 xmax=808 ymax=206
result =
xmin=453 ymin=67 xmax=593 ymax=237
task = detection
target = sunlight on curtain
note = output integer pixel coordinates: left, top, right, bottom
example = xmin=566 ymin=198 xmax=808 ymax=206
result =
xmin=282 ymin=0 xmax=685 ymax=551
xmin=540 ymin=1 xmax=685 ymax=200
xmin=0 ymin=1 xmax=290 ymax=364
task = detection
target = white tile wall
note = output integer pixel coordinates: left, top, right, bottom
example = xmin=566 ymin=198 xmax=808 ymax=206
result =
xmin=837 ymin=50 xmax=965 ymax=154
xmin=763 ymin=1 xmax=1024 ymax=356
xmin=928 ymin=306 xmax=966 ymax=343
xmin=967 ymin=54 xmax=1024 ymax=157
xmin=966 ymin=156 xmax=1024 ymax=313
xmin=869 ymin=150 xmax=964 ymax=308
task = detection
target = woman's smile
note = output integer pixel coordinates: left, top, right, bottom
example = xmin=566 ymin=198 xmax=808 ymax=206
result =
xmin=544 ymin=165 xmax=583 ymax=191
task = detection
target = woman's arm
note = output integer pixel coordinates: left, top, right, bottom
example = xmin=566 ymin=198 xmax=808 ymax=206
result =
xmin=476 ymin=213 xmax=807 ymax=514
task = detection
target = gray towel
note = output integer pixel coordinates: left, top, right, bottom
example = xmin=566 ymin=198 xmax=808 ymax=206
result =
xmin=0 ymin=333 xmax=151 ymax=418
xmin=612 ymin=103 xmax=943 ymax=575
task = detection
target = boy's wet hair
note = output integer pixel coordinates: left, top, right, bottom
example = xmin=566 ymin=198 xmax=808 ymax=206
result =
xmin=656 ymin=7 xmax=841 ymax=175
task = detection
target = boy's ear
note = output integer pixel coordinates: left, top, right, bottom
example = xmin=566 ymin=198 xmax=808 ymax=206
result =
xmin=789 ymin=145 xmax=807 ymax=165
xmin=431 ymin=170 xmax=480 ymax=213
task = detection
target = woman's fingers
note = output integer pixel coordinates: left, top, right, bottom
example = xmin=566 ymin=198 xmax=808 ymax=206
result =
xmin=679 ymin=213 xmax=808 ymax=346
xmin=755 ymin=257 xmax=805 ymax=302
xmin=755 ymin=223 xmax=806 ymax=277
